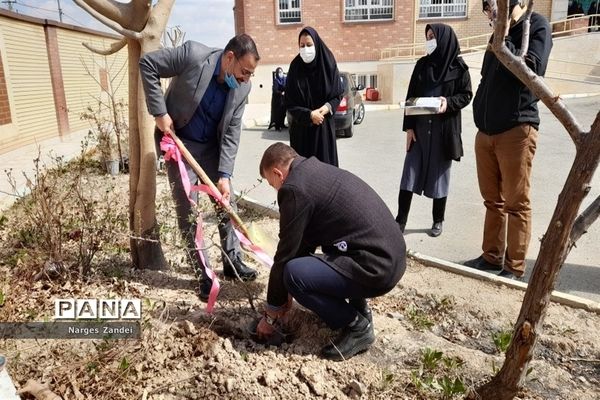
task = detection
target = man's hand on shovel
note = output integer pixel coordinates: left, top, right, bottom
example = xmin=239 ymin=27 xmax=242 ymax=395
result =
xmin=155 ymin=113 xmax=175 ymax=136
xmin=217 ymin=177 xmax=231 ymax=205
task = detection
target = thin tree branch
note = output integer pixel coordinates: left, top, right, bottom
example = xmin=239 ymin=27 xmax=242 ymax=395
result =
xmin=73 ymin=0 xmax=141 ymax=40
xmin=519 ymin=0 xmax=535 ymax=57
xmin=491 ymin=0 xmax=584 ymax=146
xmin=82 ymin=38 xmax=127 ymax=56
xmin=79 ymin=55 xmax=103 ymax=88
xmin=110 ymin=59 xmax=127 ymax=85
xmin=570 ymin=195 xmax=600 ymax=244
xmin=570 ymin=111 xmax=600 ymax=243
xmin=77 ymin=0 xmax=130 ymax=28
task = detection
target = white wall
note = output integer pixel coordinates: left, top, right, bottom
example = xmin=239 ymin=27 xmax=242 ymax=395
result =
xmin=552 ymin=0 xmax=569 ymax=21
xmin=378 ymin=32 xmax=600 ymax=104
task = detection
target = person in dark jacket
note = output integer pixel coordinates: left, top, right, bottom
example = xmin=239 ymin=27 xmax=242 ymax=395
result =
xmin=464 ymin=0 xmax=552 ymax=279
xmin=255 ymin=143 xmax=406 ymax=361
xmin=268 ymin=67 xmax=287 ymax=131
xmin=285 ymin=27 xmax=343 ymax=166
xmin=588 ymin=2 xmax=599 ymax=32
xmin=396 ymin=24 xmax=472 ymax=237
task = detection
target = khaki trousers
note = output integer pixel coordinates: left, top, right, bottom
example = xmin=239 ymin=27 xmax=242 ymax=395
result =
xmin=474 ymin=124 xmax=538 ymax=276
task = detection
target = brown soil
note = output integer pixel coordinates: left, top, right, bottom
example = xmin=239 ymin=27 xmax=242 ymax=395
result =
xmin=0 ymin=165 xmax=598 ymax=400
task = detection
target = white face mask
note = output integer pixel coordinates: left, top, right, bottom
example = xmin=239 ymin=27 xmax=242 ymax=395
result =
xmin=425 ymin=38 xmax=437 ymax=55
xmin=299 ymin=46 xmax=316 ymax=63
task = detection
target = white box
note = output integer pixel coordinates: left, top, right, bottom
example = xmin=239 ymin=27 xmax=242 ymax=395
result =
xmin=400 ymin=97 xmax=442 ymax=115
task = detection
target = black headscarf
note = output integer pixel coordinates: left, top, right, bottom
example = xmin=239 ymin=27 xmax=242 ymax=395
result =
xmin=422 ymin=24 xmax=465 ymax=87
xmin=285 ymin=26 xmax=342 ymax=110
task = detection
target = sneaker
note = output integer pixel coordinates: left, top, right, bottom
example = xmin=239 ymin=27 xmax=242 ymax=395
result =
xmin=321 ymin=313 xmax=375 ymax=361
xmin=463 ymin=255 xmax=502 ymax=272
xmin=429 ymin=222 xmax=443 ymax=237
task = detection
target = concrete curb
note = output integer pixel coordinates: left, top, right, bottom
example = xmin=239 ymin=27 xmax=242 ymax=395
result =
xmin=242 ymin=117 xmax=269 ymax=130
xmin=559 ymin=92 xmax=600 ymax=99
xmin=236 ymin=194 xmax=600 ymax=314
xmin=409 ymin=250 xmax=600 ymax=314
xmin=237 ymin=194 xmax=279 ymax=219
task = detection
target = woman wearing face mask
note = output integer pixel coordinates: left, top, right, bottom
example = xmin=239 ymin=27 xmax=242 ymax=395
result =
xmin=269 ymin=67 xmax=287 ymax=131
xmin=284 ymin=27 xmax=343 ymax=166
xmin=396 ymin=24 xmax=472 ymax=237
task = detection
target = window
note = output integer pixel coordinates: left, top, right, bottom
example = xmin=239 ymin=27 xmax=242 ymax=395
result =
xmin=344 ymin=0 xmax=394 ymax=22
xmin=352 ymin=74 xmax=378 ymax=89
xmin=278 ymin=0 xmax=301 ymax=24
xmin=369 ymin=74 xmax=378 ymax=89
xmin=419 ymin=0 xmax=467 ymax=19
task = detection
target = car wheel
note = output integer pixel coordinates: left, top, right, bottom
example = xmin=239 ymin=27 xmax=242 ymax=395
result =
xmin=354 ymin=103 xmax=365 ymax=125
xmin=344 ymin=120 xmax=354 ymax=138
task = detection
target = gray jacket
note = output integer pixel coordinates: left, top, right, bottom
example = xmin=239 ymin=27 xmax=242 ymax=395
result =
xmin=139 ymin=40 xmax=251 ymax=176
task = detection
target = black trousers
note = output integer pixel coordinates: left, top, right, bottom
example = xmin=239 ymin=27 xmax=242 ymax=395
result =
xmin=283 ymin=256 xmax=380 ymax=329
xmin=395 ymin=189 xmax=446 ymax=225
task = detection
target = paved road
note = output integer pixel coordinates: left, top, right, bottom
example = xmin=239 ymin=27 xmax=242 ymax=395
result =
xmin=234 ymin=97 xmax=600 ymax=303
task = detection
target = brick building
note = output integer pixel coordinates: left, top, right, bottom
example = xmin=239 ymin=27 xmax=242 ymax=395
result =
xmin=233 ymin=0 xmax=559 ymax=103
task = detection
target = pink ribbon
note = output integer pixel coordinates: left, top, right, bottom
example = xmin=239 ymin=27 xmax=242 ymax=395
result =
xmin=161 ymin=135 xmax=220 ymax=312
xmin=160 ymin=135 xmax=273 ymax=313
xmin=194 ymin=184 xmax=274 ymax=268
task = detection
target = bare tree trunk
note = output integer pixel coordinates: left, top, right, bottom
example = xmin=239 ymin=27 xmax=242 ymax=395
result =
xmin=473 ymin=1 xmax=600 ymax=398
xmin=127 ymin=38 xmax=165 ymax=270
xmin=476 ymin=113 xmax=600 ymax=399
xmin=77 ymin=0 xmax=172 ymax=270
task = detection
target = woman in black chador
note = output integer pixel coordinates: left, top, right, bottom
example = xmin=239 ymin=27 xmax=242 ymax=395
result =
xmin=269 ymin=67 xmax=287 ymax=131
xmin=285 ymin=26 xmax=343 ymax=167
xmin=396 ymin=23 xmax=472 ymax=237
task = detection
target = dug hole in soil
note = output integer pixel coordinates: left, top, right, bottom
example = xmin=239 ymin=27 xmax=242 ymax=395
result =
xmin=0 ymin=162 xmax=598 ymax=400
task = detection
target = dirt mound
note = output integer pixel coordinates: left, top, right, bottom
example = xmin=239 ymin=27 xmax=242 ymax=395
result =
xmin=0 ymin=165 xmax=598 ymax=399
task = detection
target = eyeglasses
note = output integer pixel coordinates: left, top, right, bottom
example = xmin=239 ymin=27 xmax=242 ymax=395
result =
xmin=235 ymin=55 xmax=255 ymax=78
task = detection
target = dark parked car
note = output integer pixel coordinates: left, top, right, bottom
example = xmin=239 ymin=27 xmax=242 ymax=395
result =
xmin=334 ymin=72 xmax=365 ymax=138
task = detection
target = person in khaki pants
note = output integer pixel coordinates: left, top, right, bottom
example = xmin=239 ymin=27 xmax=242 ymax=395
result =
xmin=464 ymin=0 xmax=552 ymax=279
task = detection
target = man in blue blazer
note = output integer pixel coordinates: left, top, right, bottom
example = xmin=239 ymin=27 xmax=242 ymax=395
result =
xmin=139 ymin=34 xmax=260 ymax=300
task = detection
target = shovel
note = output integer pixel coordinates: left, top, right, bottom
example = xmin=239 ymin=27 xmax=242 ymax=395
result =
xmin=167 ymin=131 xmax=277 ymax=258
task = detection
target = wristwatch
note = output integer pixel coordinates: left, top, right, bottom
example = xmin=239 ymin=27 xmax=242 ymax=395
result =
xmin=265 ymin=313 xmax=278 ymax=326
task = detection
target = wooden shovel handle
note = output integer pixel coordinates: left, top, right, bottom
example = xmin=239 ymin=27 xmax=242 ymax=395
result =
xmin=168 ymin=132 xmax=252 ymax=241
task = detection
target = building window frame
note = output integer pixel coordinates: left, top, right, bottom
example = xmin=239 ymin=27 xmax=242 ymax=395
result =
xmin=418 ymin=0 xmax=468 ymax=20
xmin=343 ymin=0 xmax=394 ymax=23
xmin=277 ymin=0 xmax=302 ymax=25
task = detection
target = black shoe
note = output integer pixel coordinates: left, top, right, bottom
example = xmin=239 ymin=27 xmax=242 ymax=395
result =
xmin=463 ymin=255 xmax=502 ymax=272
xmin=349 ymin=298 xmax=373 ymax=324
xmin=321 ymin=313 xmax=375 ymax=361
xmin=498 ymin=269 xmax=524 ymax=281
xmin=198 ymin=279 xmax=212 ymax=302
xmin=429 ymin=222 xmax=443 ymax=237
xmin=223 ymin=256 xmax=257 ymax=281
